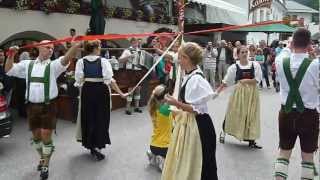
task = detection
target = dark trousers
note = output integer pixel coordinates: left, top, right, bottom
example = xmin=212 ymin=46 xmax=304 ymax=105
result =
xmin=260 ymin=64 xmax=270 ymax=87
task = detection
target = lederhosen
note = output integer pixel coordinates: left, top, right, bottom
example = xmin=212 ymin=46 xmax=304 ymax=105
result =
xmin=278 ymin=58 xmax=319 ymax=153
xmin=26 ymin=61 xmax=58 ymax=130
xmin=179 ymin=71 xmax=218 ymax=180
xmin=80 ymin=58 xmax=111 ymax=149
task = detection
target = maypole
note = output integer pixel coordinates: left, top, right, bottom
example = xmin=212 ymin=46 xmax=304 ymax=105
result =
xmin=172 ymin=0 xmax=185 ymax=99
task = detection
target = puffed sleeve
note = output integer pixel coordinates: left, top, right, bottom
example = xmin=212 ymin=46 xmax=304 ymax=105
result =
xmin=101 ymin=58 xmax=114 ymax=85
xmin=253 ymin=61 xmax=262 ymax=83
xmin=222 ymin=64 xmax=237 ymax=86
xmin=185 ymin=75 xmax=214 ymax=113
xmin=51 ymin=56 xmax=69 ymax=78
xmin=6 ymin=60 xmax=30 ymax=79
xmin=74 ymin=59 xmax=84 ymax=87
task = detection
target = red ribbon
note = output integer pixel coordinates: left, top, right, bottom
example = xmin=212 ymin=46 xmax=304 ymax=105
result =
xmin=6 ymin=20 xmax=296 ymax=52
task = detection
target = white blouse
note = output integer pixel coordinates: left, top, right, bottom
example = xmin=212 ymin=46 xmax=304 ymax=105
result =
xmin=74 ymin=55 xmax=113 ymax=87
xmin=181 ymin=68 xmax=215 ymax=114
xmin=222 ymin=60 xmax=262 ymax=86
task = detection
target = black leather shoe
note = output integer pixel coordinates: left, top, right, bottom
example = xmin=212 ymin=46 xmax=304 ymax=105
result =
xmin=125 ymin=110 xmax=132 ymax=115
xmin=37 ymin=159 xmax=44 ymax=171
xmin=40 ymin=166 xmax=49 ymax=180
xmin=249 ymin=141 xmax=262 ymax=149
xmin=134 ymin=108 xmax=142 ymax=113
xmin=91 ymin=149 xmax=105 ymax=161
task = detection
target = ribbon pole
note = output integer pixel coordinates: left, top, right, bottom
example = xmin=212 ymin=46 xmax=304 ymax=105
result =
xmin=127 ymin=33 xmax=182 ymax=95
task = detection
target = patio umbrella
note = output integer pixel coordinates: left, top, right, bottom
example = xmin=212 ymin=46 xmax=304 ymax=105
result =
xmin=89 ymin=0 xmax=106 ymax=35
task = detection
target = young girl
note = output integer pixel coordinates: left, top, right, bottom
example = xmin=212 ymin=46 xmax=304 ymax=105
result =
xmin=147 ymin=85 xmax=173 ymax=171
xmin=218 ymin=45 xmax=262 ymax=149
xmin=163 ymin=42 xmax=218 ymax=180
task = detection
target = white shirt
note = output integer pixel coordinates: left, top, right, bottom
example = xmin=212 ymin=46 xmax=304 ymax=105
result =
xmin=7 ymin=57 xmax=68 ymax=103
xmin=222 ymin=60 xmax=262 ymax=86
xmin=74 ymin=55 xmax=113 ymax=87
xmin=220 ymin=48 xmax=226 ymax=61
xmin=203 ymin=48 xmax=218 ymax=70
xmin=275 ymin=52 xmax=319 ymax=111
xmin=181 ymin=68 xmax=214 ymax=114
xmin=119 ymin=47 xmax=141 ymax=70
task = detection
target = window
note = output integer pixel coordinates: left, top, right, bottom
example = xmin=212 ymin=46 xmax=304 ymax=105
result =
xmin=260 ymin=9 xmax=264 ymax=22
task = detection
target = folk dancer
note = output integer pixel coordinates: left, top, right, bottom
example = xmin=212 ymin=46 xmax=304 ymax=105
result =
xmin=5 ymin=40 xmax=81 ymax=179
xmin=217 ymin=45 xmax=263 ymax=149
xmin=274 ymin=28 xmax=319 ymax=180
xmin=74 ymin=40 xmax=127 ymax=160
xmin=163 ymin=42 xmax=218 ymax=180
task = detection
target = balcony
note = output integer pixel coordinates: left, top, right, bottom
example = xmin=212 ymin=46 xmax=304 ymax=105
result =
xmin=0 ymin=0 xmax=178 ymax=25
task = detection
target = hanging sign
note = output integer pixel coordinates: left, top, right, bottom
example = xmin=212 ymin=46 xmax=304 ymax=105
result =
xmin=249 ymin=0 xmax=273 ymax=12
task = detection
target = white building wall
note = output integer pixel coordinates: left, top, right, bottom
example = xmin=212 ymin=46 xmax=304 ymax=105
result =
xmin=0 ymin=8 xmax=177 ymax=44
xmin=247 ymin=0 xmax=287 ymax=45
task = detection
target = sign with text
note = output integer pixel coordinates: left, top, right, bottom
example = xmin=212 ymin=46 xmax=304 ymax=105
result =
xmin=249 ymin=0 xmax=273 ymax=12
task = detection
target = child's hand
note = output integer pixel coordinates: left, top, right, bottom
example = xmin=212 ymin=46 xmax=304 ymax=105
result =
xmin=165 ymin=94 xmax=178 ymax=106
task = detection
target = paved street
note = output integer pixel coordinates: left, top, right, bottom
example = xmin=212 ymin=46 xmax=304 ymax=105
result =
xmin=0 ymin=88 xmax=318 ymax=180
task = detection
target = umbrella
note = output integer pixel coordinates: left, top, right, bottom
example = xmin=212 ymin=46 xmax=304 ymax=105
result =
xmin=89 ymin=0 xmax=106 ymax=35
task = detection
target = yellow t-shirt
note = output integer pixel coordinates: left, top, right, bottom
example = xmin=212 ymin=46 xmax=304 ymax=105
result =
xmin=150 ymin=104 xmax=173 ymax=148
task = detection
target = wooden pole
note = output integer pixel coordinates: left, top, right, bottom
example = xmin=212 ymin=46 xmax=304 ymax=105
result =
xmin=172 ymin=0 xmax=185 ymax=99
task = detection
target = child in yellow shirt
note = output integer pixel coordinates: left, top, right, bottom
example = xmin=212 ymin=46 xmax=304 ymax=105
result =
xmin=147 ymin=85 xmax=173 ymax=171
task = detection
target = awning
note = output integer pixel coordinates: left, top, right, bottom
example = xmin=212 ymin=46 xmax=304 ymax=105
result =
xmin=188 ymin=0 xmax=245 ymax=14
xmin=229 ymin=24 xmax=296 ymax=33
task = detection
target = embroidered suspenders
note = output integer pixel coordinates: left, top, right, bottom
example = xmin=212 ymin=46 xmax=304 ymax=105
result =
xmin=27 ymin=61 xmax=51 ymax=104
xmin=282 ymin=58 xmax=312 ymax=113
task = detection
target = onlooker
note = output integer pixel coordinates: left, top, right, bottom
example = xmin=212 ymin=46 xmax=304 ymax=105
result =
xmin=233 ymin=41 xmax=241 ymax=61
xmin=203 ymin=42 xmax=218 ymax=88
xmin=259 ymin=40 xmax=271 ymax=88
xmin=248 ymin=44 xmax=256 ymax=61
xmin=275 ymin=41 xmax=284 ymax=56
xmin=217 ymin=40 xmax=233 ymax=86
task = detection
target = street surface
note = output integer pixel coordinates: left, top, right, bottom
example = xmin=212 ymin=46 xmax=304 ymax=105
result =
xmin=0 ymin=87 xmax=318 ymax=180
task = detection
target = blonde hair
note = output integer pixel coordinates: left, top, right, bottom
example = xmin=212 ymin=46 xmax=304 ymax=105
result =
xmin=178 ymin=42 xmax=203 ymax=65
xmin=148 ymin=85 xmax=167 ymax=120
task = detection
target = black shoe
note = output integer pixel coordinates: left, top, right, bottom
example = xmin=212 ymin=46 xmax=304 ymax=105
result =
xmin=134 ymin=108 xmax=142 ymax=113
xmin=125 ymin=110 xmax=132 ymax=115
xmin=91 ymin=149 xmax=105 ymax=161
xmin=37 ymin=159 xmax=44 ymax=171
xmin=40 ymin=166 xmax=49 ymax=180
xmin=249 ymin=141 xmax=262 ymax=149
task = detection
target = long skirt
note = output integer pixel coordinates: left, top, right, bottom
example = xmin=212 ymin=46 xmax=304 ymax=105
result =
xmin=161 ymin=111 xmax=218 ymax=180
xmin=81 ymin=82 xmax=111 ymax=149
xmin=224 ymin=83 xmax=260 ymax=141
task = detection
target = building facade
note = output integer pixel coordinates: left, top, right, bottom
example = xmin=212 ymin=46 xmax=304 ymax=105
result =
xmin=0 ymin=0 xmax=177 ymax=48
xmin=247 ymin=0 xmax=287 ymax=45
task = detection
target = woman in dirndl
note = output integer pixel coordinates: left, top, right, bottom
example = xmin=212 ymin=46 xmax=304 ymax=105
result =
xmin=75 ymin=40 xmax=126 ymax=160
xmin=217 ymin=45 xmax=263 ymax=149
xmin=162 ymin=42 xmax=218 ymax=180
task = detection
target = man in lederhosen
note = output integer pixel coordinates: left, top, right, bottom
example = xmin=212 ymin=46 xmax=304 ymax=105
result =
xmin=274 ymin=28 xmax=319 ymax=180
xmin=118 ymin=38 xmax=145 ymax=115
xmin=5 ymin=40 xmax=81 ymax=180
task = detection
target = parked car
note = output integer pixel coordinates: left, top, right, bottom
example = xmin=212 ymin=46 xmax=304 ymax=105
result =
xmin=0 ymin=82 xmax=12 ymax=138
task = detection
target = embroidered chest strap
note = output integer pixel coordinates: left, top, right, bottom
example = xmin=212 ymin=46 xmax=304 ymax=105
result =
xmin=282 ymin=58 xmax=311 ymax=113
xmin=27 ymin=61 xmax=51 ymax=104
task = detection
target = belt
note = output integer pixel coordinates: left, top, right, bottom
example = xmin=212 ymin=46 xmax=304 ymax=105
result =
xmin=28 ymin=97 xmax=57 ymax=105
xmin=84 ymin=78 xmax=104 ymax=82
xmin=281 ymin=105 xmax=316 ymax=112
